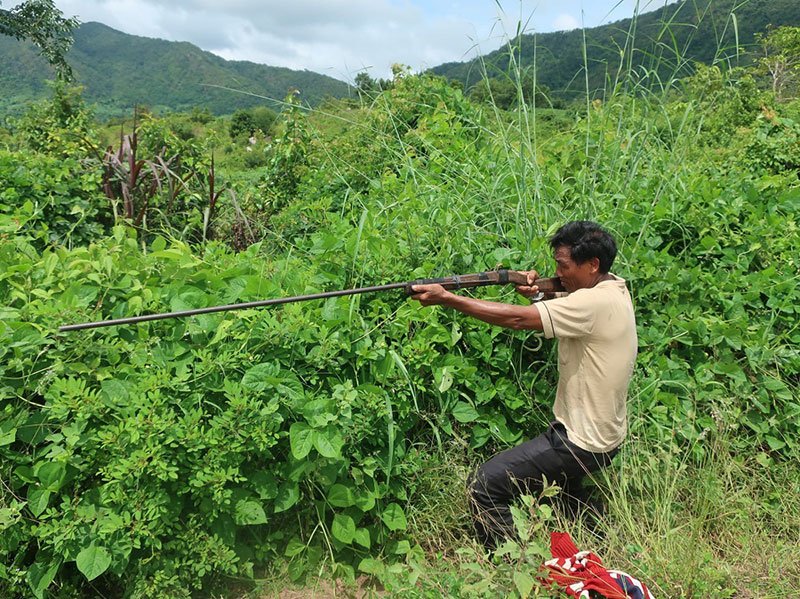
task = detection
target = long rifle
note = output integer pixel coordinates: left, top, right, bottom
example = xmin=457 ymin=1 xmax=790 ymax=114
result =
xmin=58 ymin=270 xmax=564 ymax=332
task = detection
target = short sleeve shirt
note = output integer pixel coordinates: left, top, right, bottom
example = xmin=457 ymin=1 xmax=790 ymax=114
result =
xmin=533 ymin=276 xmax=637 ymax=453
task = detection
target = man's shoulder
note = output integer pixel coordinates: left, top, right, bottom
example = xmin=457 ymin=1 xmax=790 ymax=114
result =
xmin=578 ymin=275 xmax=629 ymax=297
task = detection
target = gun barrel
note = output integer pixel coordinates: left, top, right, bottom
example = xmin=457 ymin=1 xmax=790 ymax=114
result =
xmin=59 ymin=282 xmax=409 ymax=332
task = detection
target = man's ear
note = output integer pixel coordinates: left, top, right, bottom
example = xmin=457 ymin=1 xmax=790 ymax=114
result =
xmin=588 ymin=256 xmax=601 ymax=273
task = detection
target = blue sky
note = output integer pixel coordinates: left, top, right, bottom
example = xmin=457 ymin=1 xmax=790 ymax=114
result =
xmin=48 ymin=0 xmax=667 ymax=82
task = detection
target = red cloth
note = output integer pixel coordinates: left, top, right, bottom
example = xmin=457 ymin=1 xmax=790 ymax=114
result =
xmin=541 ymin=532 xmax=654 ymax=599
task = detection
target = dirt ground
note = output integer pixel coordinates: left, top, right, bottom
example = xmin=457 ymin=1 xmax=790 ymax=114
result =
xmin=263 ymin=576 xmax=384 ymax=598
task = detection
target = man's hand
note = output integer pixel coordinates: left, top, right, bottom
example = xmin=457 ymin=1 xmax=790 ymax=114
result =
xmin=514 ymin=270 xmax=541 ymax=299
xmin=410 ymin=283 xmax=452 ymax=306
xmin=410 ymin=280 xmax=544 ymax=330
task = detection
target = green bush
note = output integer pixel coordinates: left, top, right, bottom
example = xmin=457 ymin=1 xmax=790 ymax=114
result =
xmin=0 ymin=150 xmax=107 ymax=248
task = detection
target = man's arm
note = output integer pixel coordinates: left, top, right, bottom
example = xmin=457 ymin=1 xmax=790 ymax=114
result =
xmin=410 ymin=283 xmax=544 ymax=331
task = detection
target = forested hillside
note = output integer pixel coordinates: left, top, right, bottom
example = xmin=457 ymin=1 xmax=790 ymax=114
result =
xmin=432 ymin=0 xmax=800 ymax=98
xmin=0 ymin=22 xmax=351 ymax=118
xmin=1 ymin=7 xmax=799 ymax=599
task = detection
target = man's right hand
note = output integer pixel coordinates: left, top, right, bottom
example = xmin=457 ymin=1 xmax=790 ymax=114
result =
xmin=514 ymin=270 xmax=541 ymax=299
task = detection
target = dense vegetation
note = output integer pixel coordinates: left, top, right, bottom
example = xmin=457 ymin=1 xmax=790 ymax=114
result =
xmin=0 ymin=21 xmax=351 ymax=119
xmin=1 ymin=12 xmax=800 ymax=599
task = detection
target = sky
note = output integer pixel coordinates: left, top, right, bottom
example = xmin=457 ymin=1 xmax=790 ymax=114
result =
xmin=46 ymin=0 xmax=667 ymax=82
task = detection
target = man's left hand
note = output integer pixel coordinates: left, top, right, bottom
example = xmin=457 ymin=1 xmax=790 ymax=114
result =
xmin=410 ymin=283 xmax=451 ymax=306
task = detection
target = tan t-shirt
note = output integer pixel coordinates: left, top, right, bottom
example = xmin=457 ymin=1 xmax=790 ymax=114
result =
xmin=533 ymin=276 xmax=637 ymax=453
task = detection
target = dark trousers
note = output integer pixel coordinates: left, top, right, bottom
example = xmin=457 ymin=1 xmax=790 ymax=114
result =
xmin=467 ymin=421 xmax=618 ymax=549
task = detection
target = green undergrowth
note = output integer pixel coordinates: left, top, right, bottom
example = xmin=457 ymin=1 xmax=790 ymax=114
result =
xmin=254 ymin=432 xmax=800 ymax=598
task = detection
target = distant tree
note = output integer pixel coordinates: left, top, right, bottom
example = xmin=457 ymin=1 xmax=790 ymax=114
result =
xmin=469 ymin=74 xmax=558 ymax=109
xmin=0 ymin=0 xmax=79 ymax=79
xmin=391 ymin=63 xmax=411 ymax=81
xmin=189 ymin=106 xmax=214 ymax=124
xmin=229 ymin=106 xmax=277 ymax=140
xmin=354 ymin=71 xmax=396 ymax=100
xmin=756 ymin=26 xmax=800 ymax=102
xmin=15 ymin=80 xmax=93 ymax=155
xmin=250 ymin=106 xmax=277 ymax=136
xmin=355 ymin=71 xmax=377 ymax=97
xmin=229 ymin=109 xmax=255 ymax=139
xmin=469 ymin=77 xmax=516 ymax=109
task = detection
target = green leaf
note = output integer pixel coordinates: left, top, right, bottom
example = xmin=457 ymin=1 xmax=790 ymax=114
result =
xmin=354 ymin=490 xmax=376 ymax=512
xmin=27 ymin=559 xmax=60 ymax=599
xmin=274 ymin=483 xmax=299 ymax=513
xmin=358 ymin=558 xmax=385 ymax=576
xmin=151 ymin=235 xmax=167 ymax=252
xmin=37 ymin=462 xmax=65 ymax=492
xmin=353 ymin=528 xmax=371 ymax=549
xmin=27 ymin=488 xmax=51 ymax=517
xmin=380 ymin=503 xmax=407 ymax=531
xmin=437 ymin=366 xmax=453 ymax=393
xmin=241 ymin=362 xmax=280 ymax=393
xmin=249 ymin=471 xmax=278 ymax=500
xmin=289 ymin=422 xmax=314 ymax=459
xmin=514 ymin=571 xmax=534 ymax=598
xmin=241 ymin=362 xmax=304 ymax=400
xmin=331 ymin=513 xmax=356 ymax=544
xmin=451 ymin=401 xmax=479 ymax=423
xmin=100 ymin=379 xmax=130 ymax=404
xmin=234 ymin=499 xmax=268 ymax=525
xmin=327 ymin=484 xmax=355 ymax=507
xmin=75 ymin=545 xmax=111 ymax=581
xmin=313 ymin=428 xmax=344 ymax=459
xmin=284 ymin=537 xmax=306 ymax=557
xmin=391 ymin=539 xmax=411 ymax=554
xmin=0 ymin=427 xmax=16 ymax=446
xmin=0 ymin=506 xmax=19 ymax=528
xmin=765 ymin=435 xmax=786 ymax=451
xmin=287 ymin=557 xmax=306 ymax=582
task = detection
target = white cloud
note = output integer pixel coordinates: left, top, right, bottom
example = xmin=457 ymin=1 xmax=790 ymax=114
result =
xmin=552 ymin=13 xmax=581 ymax=32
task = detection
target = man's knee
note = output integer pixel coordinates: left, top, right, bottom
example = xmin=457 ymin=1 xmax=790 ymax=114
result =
xmin=466 ymin=463 xmax=492 ymax=507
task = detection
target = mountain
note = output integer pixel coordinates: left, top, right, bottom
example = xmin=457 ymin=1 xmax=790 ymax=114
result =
xmin=430 ymin=0 xmax=800 ymax=98
xmin=0 ymin=22 xmax=352 ymax=119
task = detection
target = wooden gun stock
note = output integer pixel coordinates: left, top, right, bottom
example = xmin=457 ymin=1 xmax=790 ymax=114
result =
xmin=407 ymin=270 xmax=564 ymax=294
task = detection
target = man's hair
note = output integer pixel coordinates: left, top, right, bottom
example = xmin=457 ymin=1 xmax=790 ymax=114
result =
xmin=549 ymin=221 xmax=617 ymax=273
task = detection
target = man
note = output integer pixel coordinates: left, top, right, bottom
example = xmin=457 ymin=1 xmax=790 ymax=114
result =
xmin=410 ymin=221 xmax=637 ymax=549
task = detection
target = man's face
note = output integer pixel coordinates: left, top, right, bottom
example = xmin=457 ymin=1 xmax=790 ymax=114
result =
xmin=553 ymin=246 xmax=599 ymax=292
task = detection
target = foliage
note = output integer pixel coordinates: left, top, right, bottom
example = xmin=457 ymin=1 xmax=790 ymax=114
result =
xmin=756 ymin=25 xmax=800 ymax=101
xmin=229 ymin=106 xmax=277 ymax=141
xmin=12 ymin=81 xmax=94 ymax=157
xmin=1 ymin=230 xmax=471 ymax=596
xmin=0 ymin=0 xmax=78 ymax=79
xmin=252 ymin=92 xmax=311 ymax=214
xmin=354 ymin=71 xmax=394 ymax=102
xmin=99 ymin=110 xmax=225 ymax=242
xmin=0 ymin=149 xmax=107 ymax=248
xmin=679 ymin=63 xmax=765 ymax=145
xmin=744 ymin=109 xmax=800 ymax=174
xmin=469 ymin=73 xmax=561 ymax=109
